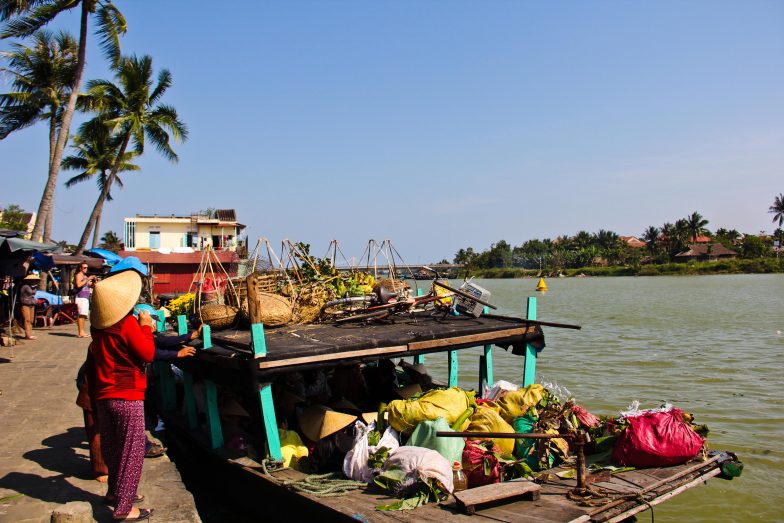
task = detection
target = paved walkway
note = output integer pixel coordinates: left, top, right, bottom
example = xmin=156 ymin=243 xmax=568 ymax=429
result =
xmin=0 ymin=325 xmax=201 ymax=523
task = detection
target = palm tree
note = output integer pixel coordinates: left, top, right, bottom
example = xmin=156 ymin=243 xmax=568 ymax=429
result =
xmin=99 ymin=230 xmax=120 ymax=252
xmin=1 ymin=0 xmax=126 ymax=242
xmin=73 ymin=54 xmax=187 ymax=254
xmin=685 ymin=211 xmax=709 ymax=243
xmin=1 ymin=29 xmax=77 ymax=239
xmin=594 ymin=229 xmax=619 ymax=250
xmin=62 ymin=118 xmax=139 ymax=248
xmin=642 ymin=226 xmax=659 ymax=254
xmin=769 ymin=193 xmax=784 ymax=228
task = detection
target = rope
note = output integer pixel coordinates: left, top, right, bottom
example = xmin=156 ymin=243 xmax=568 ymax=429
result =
xmin=260 ymin=458 xmax=285 ymax=475
xmin=281 ymin=473 xmax=367 ymax=498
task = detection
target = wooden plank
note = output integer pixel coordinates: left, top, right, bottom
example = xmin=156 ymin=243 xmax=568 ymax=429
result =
xmin=258 ymin=382 xmax=282 ymax=461
xmin=251 ymin=323 xmax=266 ymax=358
xmin=453 ymin=481 xmax=541 ymax=515
xmin=523 ymin=297 xmax=537 ymax=386
xmin=448 ymin=350 xmax=459 ymax=387
xmin=602 ymin=468 xmax=722 ymax=523
xmin=258 ymin=345 xmax=408 ymax=369
xmin=177 ymin=314 xmax=188 ymax=335
xmin=408 ymin=327 xmax=528 ymax=351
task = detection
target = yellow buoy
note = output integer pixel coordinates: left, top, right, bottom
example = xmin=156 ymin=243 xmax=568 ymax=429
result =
xmin=536 ymin=277 xmax=548 ymax=292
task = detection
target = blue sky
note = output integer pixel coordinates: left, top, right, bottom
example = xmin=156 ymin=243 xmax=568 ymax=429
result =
xmin=1 ymin=1 xmax=782 ymax=262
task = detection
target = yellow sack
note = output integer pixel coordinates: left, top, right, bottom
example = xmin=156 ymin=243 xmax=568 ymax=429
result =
xmin=387 ymin=387 xmax=473 ymax=435
xmin=466 ymin=405 xmax=516 ymax=455
xmin=496 ymin=384 xmax=546 ymax=423
xmin=279 ymin=428 xmax=308 ymax=470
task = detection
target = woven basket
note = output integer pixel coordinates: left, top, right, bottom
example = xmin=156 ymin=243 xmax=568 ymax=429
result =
xmin=200 ymin=303 xmax=239 ymax=330
xmin=376 ymin=278 xmax=410 ymax=294
xmin=251 ymin=292 xmax=292 ymax=327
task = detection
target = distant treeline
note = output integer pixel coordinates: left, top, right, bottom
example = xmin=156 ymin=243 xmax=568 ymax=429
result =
xmin=451 ymin=211 xmax=783 ymax=276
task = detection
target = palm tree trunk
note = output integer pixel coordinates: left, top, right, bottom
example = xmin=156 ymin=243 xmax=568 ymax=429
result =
xmin=75 ymin=174 xmax=112 ymax=255
xmin=30 ymin=3 xmax=90 ymax=242
xmin=92 ymin=212 xmax=102 ymax=249
xmin=75 ymin=132 xmax=131 ymax=255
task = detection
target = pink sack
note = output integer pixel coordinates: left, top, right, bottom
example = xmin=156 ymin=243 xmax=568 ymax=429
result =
xmin=612 ymin=408 xmax=704 ymax=468
xmin=462 ymin=440 xmax=502 ymax=488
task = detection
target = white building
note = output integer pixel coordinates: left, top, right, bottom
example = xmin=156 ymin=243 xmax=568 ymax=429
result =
xmin=123 ymin=209 xmax=245 ymax=252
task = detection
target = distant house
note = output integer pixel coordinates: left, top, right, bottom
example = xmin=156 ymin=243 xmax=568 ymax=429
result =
xmin=620 ymin=236 xmax=646 ymax=248
xmin=674 ymin=243 xmax=737 ymax=262
xmin=123 ymin=209 xmax=245 ymax=252
xmin=119 ymin=209 xmax=245 ymax=295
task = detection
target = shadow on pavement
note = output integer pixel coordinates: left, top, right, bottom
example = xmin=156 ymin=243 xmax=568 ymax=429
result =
xmin=23 ymin=427 xmax=92 ymax=480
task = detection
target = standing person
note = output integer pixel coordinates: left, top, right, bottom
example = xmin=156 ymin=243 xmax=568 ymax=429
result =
xmin=19 ymin=273 xmax=39 ymax=340
xmin=75 ymin=350 xmax=109 ymax=483
xmin=90 ymin=271 xmax=155 ymax=521
xmin=74 ymin=263 xmax=96 ymax=338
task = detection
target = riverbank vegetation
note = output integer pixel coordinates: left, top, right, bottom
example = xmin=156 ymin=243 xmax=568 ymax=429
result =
xmin=454 ymin=210 xmax=784 ymax=277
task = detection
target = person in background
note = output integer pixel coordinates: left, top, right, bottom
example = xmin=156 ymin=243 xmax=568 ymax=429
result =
xmin=90 ymin=271 xmax=155 ymax=521
xmin=144 ymin=317 xmax=202 ymax=458
xmin=75 ymin=263 xmax=96 ymax=338
xmin=19 ymin=272 xmax=39 ymax=340
xmin=76 ymin=349 xmax=109 ymax=483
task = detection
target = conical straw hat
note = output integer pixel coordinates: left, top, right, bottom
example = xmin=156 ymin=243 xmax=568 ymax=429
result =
xmin=90 ymin=271 xmax=142 ymax=329
xmin=395 ymin=383 xmax=422 ymax=399
xmin=220 ymin=398 xmax=250 ymax=417
xmin=298 ymin=405 xmax=357 ymax=442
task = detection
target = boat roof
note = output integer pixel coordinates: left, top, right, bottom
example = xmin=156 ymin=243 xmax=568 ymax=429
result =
xmin=206 ymin=312 xmax=544 ymax=375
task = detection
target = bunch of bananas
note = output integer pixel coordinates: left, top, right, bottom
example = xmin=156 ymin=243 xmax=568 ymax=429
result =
xmin=345 ymin=271 xmax=376 ymax=296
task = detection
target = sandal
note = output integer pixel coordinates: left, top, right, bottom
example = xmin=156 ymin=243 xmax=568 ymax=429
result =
xmin=104 ymin=494 xmax=144 ymax=505
xmin=113 ymin=508 xmax=153 ymax=521
xmin=145 ymin=444 xmax=166 ymax=458
xmin=25 ymin=336 xmax=37 ymax=340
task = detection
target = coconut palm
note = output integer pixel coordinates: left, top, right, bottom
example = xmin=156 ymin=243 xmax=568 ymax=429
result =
xmin=62 ymin=118 xmax=139 ymax=248
xmin=99 ymin=230 xmax=120 ymax=252
xmin=769 ymin=193 xmax=784 ymax=228
xmin=73 ymin=53 xmax=187 ymax=254
xmin=0 ymin=29 xmax=77 ymax=239
xmin=1 ymin=0 xmax=126 ymax=242
xmin=594 ymin=229 xmax=619 ymax=250
xmin=642 ymin=226 xmax=659 ymax=254
xmin=685 ymin=211 xmax=709 ymax=242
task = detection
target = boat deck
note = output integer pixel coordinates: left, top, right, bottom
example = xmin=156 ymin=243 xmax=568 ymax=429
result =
xmin=235 ymin=453 xmax=725 ymax=523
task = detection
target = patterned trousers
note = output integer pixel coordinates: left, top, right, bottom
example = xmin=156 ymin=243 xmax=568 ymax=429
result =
xmin=97 ymin=399 xmax=146 ymax=517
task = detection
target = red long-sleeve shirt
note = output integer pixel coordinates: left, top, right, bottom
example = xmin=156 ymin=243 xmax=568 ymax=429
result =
xmin=90 ymin=314 xmax=155 ymax=401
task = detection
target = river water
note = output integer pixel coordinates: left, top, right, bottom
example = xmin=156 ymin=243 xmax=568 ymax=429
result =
xmin=420 ymin=274 xmax=784 ymax=522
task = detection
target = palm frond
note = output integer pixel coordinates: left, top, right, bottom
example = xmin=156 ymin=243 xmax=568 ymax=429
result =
xmin=0 ymin=0 xmax=73 ymax=38
xmin=94 ymin=2 xmax=125 ymax=68
xmin=148 ymin=68 xmax=171 ymax=104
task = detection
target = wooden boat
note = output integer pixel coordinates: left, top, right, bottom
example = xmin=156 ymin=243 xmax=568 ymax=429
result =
xmin=152 ymin=298 xmax=741 ymax=522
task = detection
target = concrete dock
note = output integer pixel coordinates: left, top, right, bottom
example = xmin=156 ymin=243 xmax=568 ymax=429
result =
xmin=0 ymin=324 xmax=201 ymax=523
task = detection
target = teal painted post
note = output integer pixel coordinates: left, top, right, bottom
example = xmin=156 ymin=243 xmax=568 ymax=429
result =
xmin=413 ymin=289 xmax=425 ymax=365
xmin=182 ymin=371 xmax=197 ymax=429
xmin=258 ymin=383 xmax=283 ymax=461
xmin=177 ymin=314 xmax=187 ymax=335
xmin=478 ymin=306 xmax=493 ymax=394
xmin=202 ymin=325 xmax=212 ymax=350
xmin=448 ymin=350 xmax=459 ymax=387
xmin=523 ymin=297 xmax=537 ymax=387
xmin=251 ymin=323 xmax=266 ymax=358
xmin=204 ymin=380 xmax=224 ymax=448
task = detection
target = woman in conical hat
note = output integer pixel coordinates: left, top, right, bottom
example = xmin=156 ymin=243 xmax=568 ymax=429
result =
xmin=88 ymin=270 xmax=155 ymax=521
xmin=299 ymin=405 xmax=359 ymax=473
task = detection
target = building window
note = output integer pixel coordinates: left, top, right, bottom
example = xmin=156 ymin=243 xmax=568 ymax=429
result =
xmin=149 ymin=231 xmax=161 ymax=249
xmin=125 ymin=221 xmax=136 ymax=248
